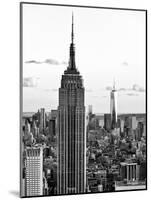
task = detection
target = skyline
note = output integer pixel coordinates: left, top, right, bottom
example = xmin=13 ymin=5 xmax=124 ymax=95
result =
xmin=21 ymin=3 xmax=147 ymax=197
xmin=22 ymin=4 xmax=146 ymax=113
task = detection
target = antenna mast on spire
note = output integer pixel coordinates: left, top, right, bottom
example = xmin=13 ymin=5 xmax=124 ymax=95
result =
xmin=64 ymin=12 xmax=79 ymax=74
xmin=113 ymin=78 xmax=116 ymax=90
xmin=72 ymin=12 xmax=74 ymax=43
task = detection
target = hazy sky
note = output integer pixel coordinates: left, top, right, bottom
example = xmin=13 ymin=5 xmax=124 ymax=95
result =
xmin=22 ymin=3 xmax=146 ymax=114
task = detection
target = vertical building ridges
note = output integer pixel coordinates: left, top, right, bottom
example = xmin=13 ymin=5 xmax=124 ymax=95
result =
xmin=57 ymin=14 xmax=85 ymax=195
xmin=24 ymin=145 xmax=43 ymax=197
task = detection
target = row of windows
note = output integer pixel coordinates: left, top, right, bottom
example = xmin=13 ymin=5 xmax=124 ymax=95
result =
xmin=26 ymin=178 xmax=41 ymax=180
xmin=26 ymin=184 xmax=41 ymax=186
xmin=26 ymin=163 xmax=41 ymax=166
xmin=26 ymin=158 xmax=42 ymax=160
xmin=26 ymin=174 xmax=41 ymax=176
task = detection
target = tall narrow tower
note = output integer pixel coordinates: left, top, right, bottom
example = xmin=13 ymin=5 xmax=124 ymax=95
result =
xmin=110 ymin=80 xmax=117 ymax=129
xmin=57 ymin=15 xmax=85 ymax=195
xmin=39 ymin=108 xmax=46 ymax=134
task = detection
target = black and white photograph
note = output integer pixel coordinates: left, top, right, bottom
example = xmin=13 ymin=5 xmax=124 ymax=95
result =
xmin=20 ymin=2 xmax=147 ymax=198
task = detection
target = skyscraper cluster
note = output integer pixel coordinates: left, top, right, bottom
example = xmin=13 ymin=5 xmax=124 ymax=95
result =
xmin=22 ymin=108 xmax=58 ymax=196
xmin=86 ymin=105 xmax=146 ymax=192
xmin=21 ymin=14 xmax=146 ymax=197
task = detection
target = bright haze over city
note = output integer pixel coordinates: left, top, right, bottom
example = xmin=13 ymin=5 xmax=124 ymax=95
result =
xmin=22 ymin=4 xmax=146 ymax=113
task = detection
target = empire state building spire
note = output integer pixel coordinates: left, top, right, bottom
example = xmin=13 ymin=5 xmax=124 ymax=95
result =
xmin=113 ymin=78 xmax=116 ymax=91
xmin=65 ymin=14 xmax=79 ymax=74
xmin=71 ymin=13 xmax=74 ymax=44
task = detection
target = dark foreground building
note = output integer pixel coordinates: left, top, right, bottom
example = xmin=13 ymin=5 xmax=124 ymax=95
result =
xmin=57 ymin=15 xmax=86 ymax=194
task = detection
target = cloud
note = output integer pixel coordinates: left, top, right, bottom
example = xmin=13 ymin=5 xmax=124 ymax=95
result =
xmin=23 ymin=77 xmax=39 ymax=87
xmin=105 ymin=85 xmax=128 ymax=92
xmin=118 ymin=88 xmax=126 ymax=91
xmin=126 ymin=93 xmax=139 ymax=96
xmin=132 ymin=84 xmax=145 ymax=92
xmin=44 ymin=59 xmax=59 ymax=65
xmin=25 ymin=58 xmax=67 ymax=66
xmin=116 ymin=84 xmax=145 ymax=93
xmin=61 ymin=61 xmax=68 ymax=65
xmin=25 ymin=60 xmax=42 ymax=64
xmin=122 ymin=61 xmax=128 ymax=66
xmin=105 ymin=86 xmax=112 ymax=91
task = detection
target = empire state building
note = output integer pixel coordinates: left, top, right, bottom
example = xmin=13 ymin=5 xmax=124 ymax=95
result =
xmin=57 ymin=15 xmax=86 ymax=195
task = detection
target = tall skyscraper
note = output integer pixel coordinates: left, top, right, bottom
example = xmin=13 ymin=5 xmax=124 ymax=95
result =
xmin=104 ymin=113 xmax=111 ymax=131
xmin=88 ymin=105 xmax=93 ymax=115
xmin=32 ymin=120 xmax=38 ymax=138
xmin=48 ymin=119 xmax=56 ymax=136
xmin=57 ymin=15 xmax=85 ymax=195
xmin=110 ymin=81 xmax=117 ymax=129
xmin=131 ymin=116 xmax=137 ymax=130
xmin=39 ymin=108 xmax=46 ymax=134
xmin=25 ymin=119 xmax=31 ymax=135
xmin=24 ymin=146 xmax=43 ymax=196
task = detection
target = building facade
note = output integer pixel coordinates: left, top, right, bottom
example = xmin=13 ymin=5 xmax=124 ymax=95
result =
xmin=24 ymin=146 xmax=43 ymax=196
xmin=57 ymin=15 xmax=86 ymax=194
xmin=120 ymin=162 xmax=139 ymax=182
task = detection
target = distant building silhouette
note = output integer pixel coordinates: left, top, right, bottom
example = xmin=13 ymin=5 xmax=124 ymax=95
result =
xmin=104 ymin=113 xmax=111 ymax=131
xmin=48 ymin=119 xmax=56 ymax=136
xmin=32 ymin=120 xmax=38 ymax=138
xmin=40 ymin=108 xmax=46 ymax=134
xmin=110 ymin=81 xmax=117 ymax=129
xmin=88 ymin=105 xmax=93 ymax=115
